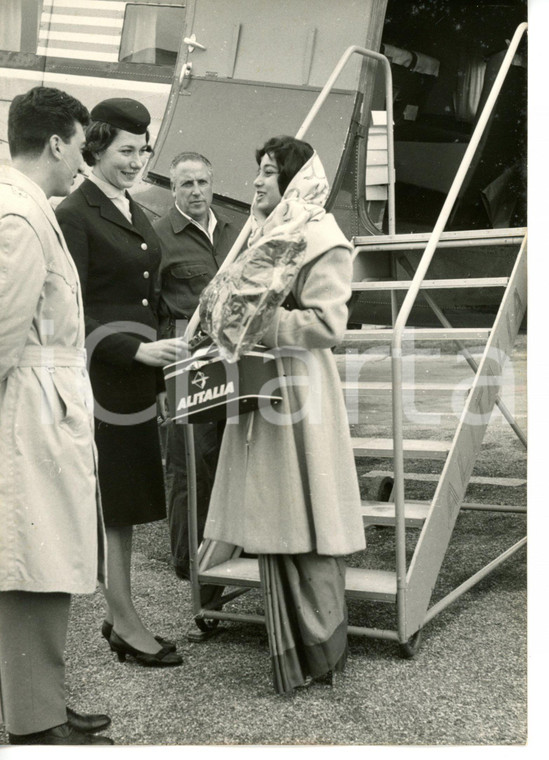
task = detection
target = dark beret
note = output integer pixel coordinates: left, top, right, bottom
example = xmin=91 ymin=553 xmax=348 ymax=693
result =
xmin=90 ymin=98 xmax=150 ymax=134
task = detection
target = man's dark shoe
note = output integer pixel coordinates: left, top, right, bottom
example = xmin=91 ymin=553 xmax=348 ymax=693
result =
xmin=9 ymin=721 xmax=114 ymax=745
xmin=66 ymin=706 xmax=111 ymax=733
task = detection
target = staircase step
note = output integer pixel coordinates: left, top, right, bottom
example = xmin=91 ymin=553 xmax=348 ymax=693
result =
xmin=359 ymin=499 xmax=526 ymax=527
xmin=345 ymin=567 xmax=397 ymax=602
xmin=199 ymin=559 xmax=397 ymax=602
xmin=342 ymin=381 xmax=470 ymax=392
xmin=200 ymin=558 xmax=261 ymax=587
xmin=360 ymin=500 xmax=429 ymax=527
xmin=352 ymin=277 xmax=508 ymax=291
xmin=344 ymin=327 xmax=492 ymax=343
xmin=352 ymin=437 xmax=451 ymax=460
xmin=353 ymin=227 xmax=526 ymax=250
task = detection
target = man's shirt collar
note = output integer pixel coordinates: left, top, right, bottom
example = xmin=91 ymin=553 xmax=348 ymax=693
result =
xmin=175 ymin=203 xmax=217 ymax=243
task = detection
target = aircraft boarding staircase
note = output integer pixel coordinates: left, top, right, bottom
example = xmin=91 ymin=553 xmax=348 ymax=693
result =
xmin=184 ymin=24 xmax=527 ymax=655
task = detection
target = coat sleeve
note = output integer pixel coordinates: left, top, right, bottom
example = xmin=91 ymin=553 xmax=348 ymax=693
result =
xmin=0 ymin=214 xmax=46 ymax=381
xmin=260 ymin=246 xmax=352 ymax=350
xmin=57 ymin=206 xmax=142 ymax=366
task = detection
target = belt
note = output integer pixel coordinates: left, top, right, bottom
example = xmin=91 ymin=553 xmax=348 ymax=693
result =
xmin=17 ymin=345 xmax=87 ymax=368
xmin=159 ymin=314 xmax=190 ymax=325
xmin=159 ymin=315 xmax=190 ymax=340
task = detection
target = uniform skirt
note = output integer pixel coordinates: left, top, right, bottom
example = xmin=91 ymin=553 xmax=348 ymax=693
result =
xmin=95 ymin=417 xmax=166 ymax=527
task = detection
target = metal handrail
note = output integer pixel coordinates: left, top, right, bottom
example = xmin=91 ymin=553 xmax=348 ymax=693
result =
xmin=390 ymin=22 xmax=528 ymax=641
xmin=295 ymin=45 xmax=396 ymax=235
xmin=184 ymin=44 xmax=395 ymax=342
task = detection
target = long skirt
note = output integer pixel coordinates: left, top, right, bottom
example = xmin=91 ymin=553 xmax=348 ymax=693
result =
xmin=258 ymin=552 xmax=348 ymax=694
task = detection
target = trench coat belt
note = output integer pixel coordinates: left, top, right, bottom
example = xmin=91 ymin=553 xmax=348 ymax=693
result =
xmin=16 ymin=345 xmax=87 ymax=368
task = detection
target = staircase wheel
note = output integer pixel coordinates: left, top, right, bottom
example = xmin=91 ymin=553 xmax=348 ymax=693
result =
xmin=399 ymin=629 xmax=423 ymax=659
xmin=368 ymin=476 xmax=394 ymax=502
xmin=195 ymin=616 xmax=220 ymax=633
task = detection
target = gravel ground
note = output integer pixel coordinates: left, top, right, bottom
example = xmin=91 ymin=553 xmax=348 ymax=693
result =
xmin=0 ymin=339 xmax=529 ymax=749
xmin=55 ymin=511 xmax=528 ymax=747
xmin=15 ymin=514 xmax=522 ymax=748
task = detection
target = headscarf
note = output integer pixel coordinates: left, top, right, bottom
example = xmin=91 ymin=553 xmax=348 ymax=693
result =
xmin=199 ymin=152 xmax=332 ymax=362
xmin=247 ymin=151 xmax=329 ymax=247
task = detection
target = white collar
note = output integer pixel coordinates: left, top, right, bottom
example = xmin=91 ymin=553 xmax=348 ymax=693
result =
xmin=175 ymin=203 xmax=217 ymax=241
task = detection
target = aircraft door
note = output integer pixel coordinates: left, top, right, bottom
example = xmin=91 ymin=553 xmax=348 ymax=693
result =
xmin=178 ymin=0 xmax=364 ymax=91
xmin=147 ymin=0 xmax=387 ymax=208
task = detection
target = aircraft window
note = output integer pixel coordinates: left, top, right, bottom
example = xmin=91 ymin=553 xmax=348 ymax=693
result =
xmin=119 ymin=3 xmax=185 ymax=66
xmin=0 ymin=0 xmax=43 ymax=53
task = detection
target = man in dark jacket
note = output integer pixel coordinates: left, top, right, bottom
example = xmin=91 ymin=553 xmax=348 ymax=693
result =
xmin=154 ymin=152 xmax=242 ymax=579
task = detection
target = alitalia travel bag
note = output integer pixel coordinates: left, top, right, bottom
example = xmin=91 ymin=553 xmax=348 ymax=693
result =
xmin=163 ymin=345 xmax=283 ymax=424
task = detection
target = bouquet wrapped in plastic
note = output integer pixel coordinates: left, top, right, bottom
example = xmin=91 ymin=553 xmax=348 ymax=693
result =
xmin=199 ymin=225 xmax=306 ymax=363
xmin=198 ymin=152 xmax=329 ymax=363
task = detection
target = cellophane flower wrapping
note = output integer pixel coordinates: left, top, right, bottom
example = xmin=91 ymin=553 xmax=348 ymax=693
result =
xmin=198 ymin=151 xmax=330 ymax=363
xmin=198 ymin=228 xmax=307 ymax=363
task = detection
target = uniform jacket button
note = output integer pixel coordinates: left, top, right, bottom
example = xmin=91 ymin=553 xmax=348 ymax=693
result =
xmin=143 ymin=271 xmax=150 ymax=279
xmin=141 ymin=242 xmax=148 ymax=250
xmin=142 ymin=298 xmax=149 ymax=306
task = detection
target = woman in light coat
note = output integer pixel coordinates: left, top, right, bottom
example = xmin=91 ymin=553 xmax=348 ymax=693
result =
xmin=203 ymin=136 xmax=366 ymax=693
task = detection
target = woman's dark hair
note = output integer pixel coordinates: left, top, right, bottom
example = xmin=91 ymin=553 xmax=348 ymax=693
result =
xmin=256 ymin=136 xmax=314 ymax=195
xmin=83 ymin=121 xmax=151 ymax=166
xmin=8 ymin=86 xmax=89 ymax=158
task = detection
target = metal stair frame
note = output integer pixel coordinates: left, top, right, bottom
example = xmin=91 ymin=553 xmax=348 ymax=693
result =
xmin=390 ymin=22 xmax=528 ymax=645
xmin=185 ymin=42 xmax=399 ymax=632
xmin=402 ymin=235 xmax=527 ymax=638
xmin=181 ymin=27 xmax=528 ymax=650
xmin=395 ymin=251 xmax=527 ymax=448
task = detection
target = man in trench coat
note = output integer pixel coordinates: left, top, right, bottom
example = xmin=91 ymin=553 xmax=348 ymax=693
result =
xmin=0 ymin=87 xmax=112 ymax=745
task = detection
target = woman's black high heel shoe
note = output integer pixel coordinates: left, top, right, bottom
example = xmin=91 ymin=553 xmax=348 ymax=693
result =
xmin=109 ymin=631 xmax=183 ymax=667
xmin=101 ymin=620 xmax=176 ymax=652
